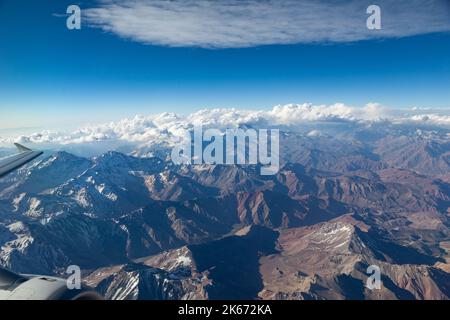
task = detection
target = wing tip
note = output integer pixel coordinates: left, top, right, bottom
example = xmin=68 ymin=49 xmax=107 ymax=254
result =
xmin=14 ymin=143 xmax=32 ymax=152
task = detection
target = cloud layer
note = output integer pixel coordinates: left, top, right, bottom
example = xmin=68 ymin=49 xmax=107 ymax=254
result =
xmin=83 ymin=0 xmax=450 ymax=48
xmin=2 ymin=103 xmax=449 ymax=148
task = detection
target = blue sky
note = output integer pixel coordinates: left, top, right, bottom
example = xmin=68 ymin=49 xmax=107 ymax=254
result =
xmin=1 ymin=0 xmax=450 ymax=131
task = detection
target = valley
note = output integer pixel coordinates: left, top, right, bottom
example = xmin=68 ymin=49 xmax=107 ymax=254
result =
xmin=0 ymin=127 xmax=449 ymax=299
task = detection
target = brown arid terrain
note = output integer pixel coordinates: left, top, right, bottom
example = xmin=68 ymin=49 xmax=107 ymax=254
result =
xmin=1 ymin=128 xmax=449 ymax=299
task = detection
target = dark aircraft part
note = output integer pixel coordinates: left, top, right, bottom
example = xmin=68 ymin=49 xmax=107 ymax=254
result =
xmin=0 ymin=267 xmax=102 ymax=300
xmin=0 ymin=143 xmax=43 ymax=178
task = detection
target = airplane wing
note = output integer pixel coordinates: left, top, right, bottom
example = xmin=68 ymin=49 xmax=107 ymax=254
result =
xmin=0 ymin=143 xmax=43 ymax=178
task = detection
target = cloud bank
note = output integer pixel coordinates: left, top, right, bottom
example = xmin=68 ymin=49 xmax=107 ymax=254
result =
xmin=83 ymin=0 xmax=450 ymax=48
xmin=2 ymin=103 xmax=449 ymax=148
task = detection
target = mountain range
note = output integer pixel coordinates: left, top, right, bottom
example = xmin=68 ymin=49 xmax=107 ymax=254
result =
xmin=0 ymin=126 xmax=449 ymax=299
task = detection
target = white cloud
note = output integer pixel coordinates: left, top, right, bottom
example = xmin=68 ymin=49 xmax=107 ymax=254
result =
xmin=266 ymin=102 xmax=387 ymax=123
xmin=1 ymin=103 xmax=449 ymax=148
xmin=83 ymin=0 xmax=450 ymax=48
xmin=408 ymin=114 xmax=450 ymax=126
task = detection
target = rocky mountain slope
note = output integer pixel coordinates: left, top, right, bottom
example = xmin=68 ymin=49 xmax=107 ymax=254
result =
xmin=0 ymin=129 xmax=449 ymax=299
